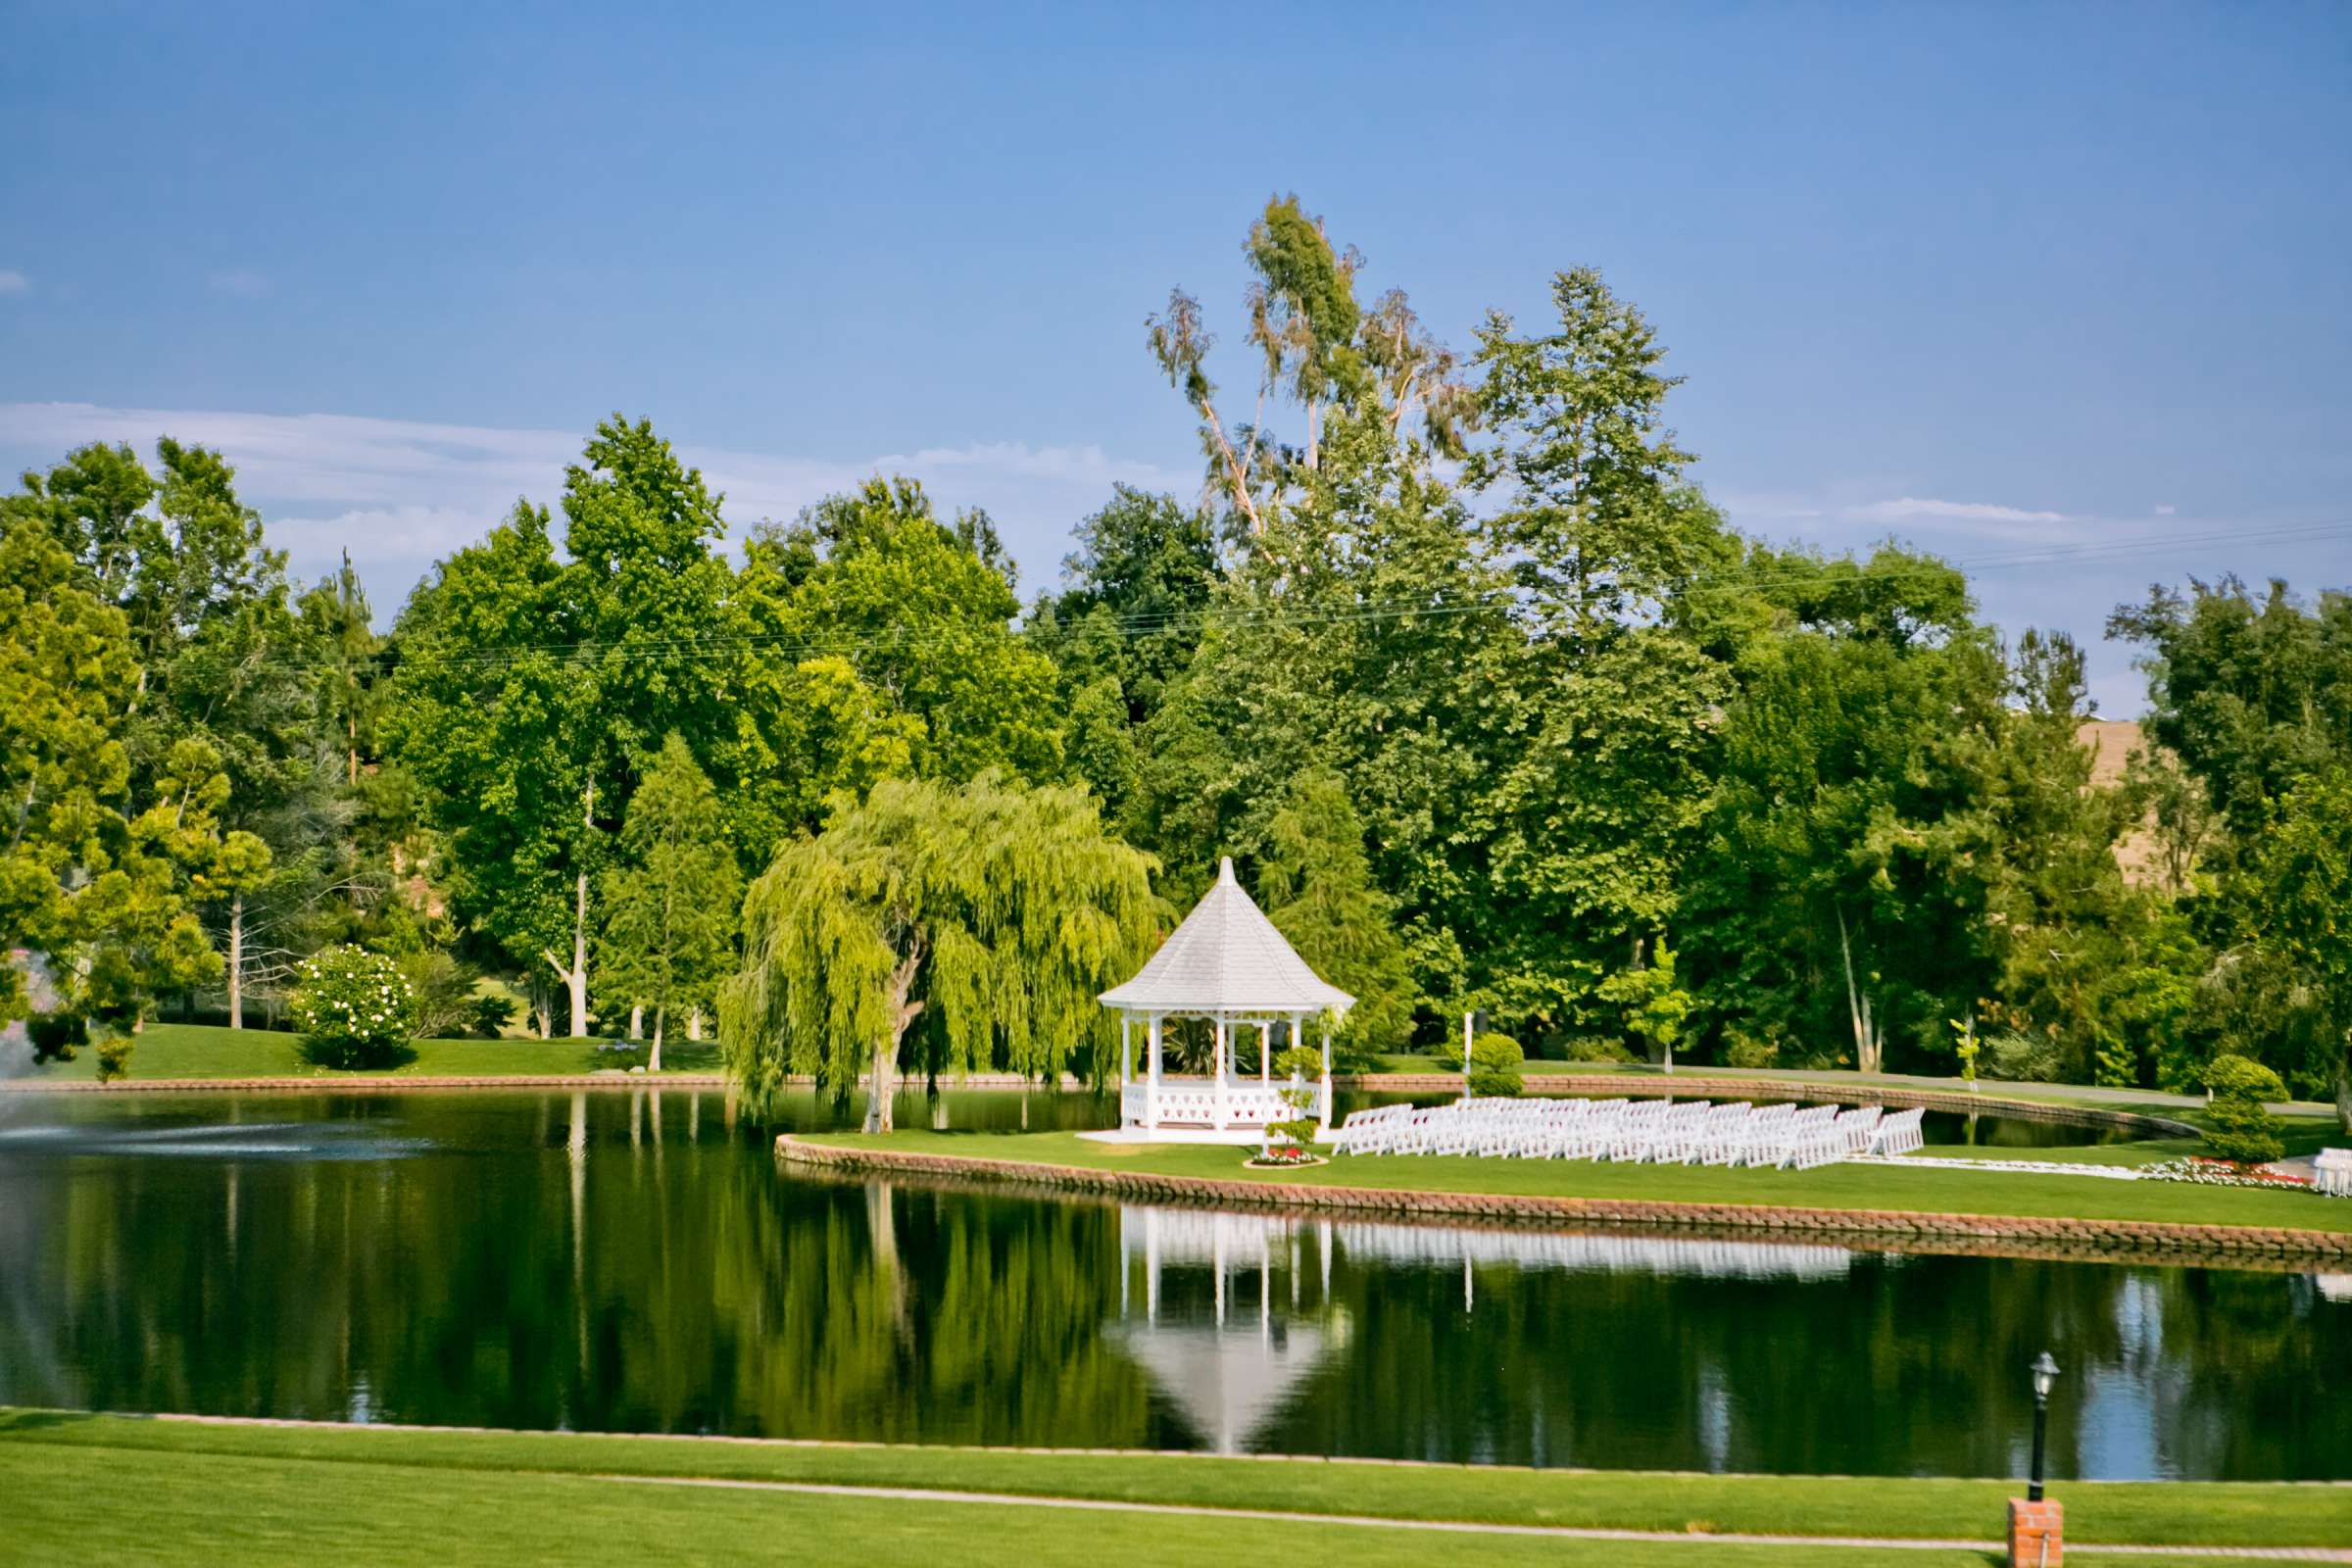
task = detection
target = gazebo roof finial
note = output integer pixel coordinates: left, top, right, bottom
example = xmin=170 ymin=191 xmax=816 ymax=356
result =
xmin=1100 ymin=858 xmax=1352 ymax=1016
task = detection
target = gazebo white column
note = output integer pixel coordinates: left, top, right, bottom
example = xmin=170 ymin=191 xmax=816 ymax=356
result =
xmin=1098 ymin=857 xmax=1353 ymax=1139
xmin=1213 ymin=1016 xmax=1229 ymax=1129
xmin=1147 ymin=1013 xmax=1163 ymax=1132
xmin=1318 ymin=1021 xmax=1333 ymax=1128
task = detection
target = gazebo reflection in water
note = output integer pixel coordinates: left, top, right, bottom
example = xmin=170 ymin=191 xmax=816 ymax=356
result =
xmin=1112 ymin=1202 xmax=1855 ymax=1453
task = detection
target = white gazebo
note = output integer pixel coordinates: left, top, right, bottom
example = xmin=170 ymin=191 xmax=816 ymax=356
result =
xmin=1097 ymin=857 xmax=1352 ymax=1142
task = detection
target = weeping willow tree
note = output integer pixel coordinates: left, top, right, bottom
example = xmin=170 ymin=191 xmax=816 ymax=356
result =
xmin=720 ymin=773 xmax=1161 ymax=1130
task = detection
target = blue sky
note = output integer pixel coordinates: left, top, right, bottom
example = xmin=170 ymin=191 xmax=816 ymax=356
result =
xmin=3 ymin=1 xmax=2346 ymax=712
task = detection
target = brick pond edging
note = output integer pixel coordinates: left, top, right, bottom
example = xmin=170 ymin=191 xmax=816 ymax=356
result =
xmin=774 ymin=1135 xmax=2352 ymax=1265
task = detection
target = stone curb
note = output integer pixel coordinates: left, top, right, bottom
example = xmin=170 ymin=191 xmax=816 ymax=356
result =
xmin=774 ymin=1136 xmax=2352 ymax=1265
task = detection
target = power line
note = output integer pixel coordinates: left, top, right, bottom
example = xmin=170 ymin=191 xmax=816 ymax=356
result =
xmin=386 ymin=516 xmax=2352 ymax=674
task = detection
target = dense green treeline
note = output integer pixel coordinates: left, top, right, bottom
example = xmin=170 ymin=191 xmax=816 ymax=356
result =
xmin=4 ymin=197 xmax=2347 ymax=1120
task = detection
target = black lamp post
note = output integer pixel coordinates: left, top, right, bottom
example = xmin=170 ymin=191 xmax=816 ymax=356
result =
xmin=2027 ymin=1351 xmax=2061 ymax=1502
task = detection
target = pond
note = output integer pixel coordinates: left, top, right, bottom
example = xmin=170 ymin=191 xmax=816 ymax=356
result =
xmin=0 ymin=1090 xmax=2342 ymax=1480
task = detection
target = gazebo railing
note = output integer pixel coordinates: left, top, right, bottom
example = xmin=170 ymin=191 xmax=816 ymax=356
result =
xmin=1122 ymin=1079 xmax=1291 ymax=1130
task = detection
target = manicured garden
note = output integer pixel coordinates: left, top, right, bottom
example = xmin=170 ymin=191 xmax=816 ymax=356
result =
xmin=1 ymin=1408 xmax=2344 ymax=1561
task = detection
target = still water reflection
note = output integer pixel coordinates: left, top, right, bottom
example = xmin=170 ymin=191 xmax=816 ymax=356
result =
xmin=0 ymin=1091 xmax=2341 ymax=1479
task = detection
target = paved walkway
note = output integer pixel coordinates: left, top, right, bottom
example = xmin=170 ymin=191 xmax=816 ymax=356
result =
xmin=593 ymin=1472 xmax=2352 ymax=1561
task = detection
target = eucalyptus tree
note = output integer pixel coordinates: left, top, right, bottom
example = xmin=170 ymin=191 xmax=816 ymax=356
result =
xmin=721 ymin=773 xmax=1158 ymax=1130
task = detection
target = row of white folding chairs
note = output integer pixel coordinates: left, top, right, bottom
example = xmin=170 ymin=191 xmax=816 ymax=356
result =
xmin=1333 ymin=1097 xmax=1917 ymax=1168
xmin=2313 ymin=1147 xmax=2352 ymax=1198
xmin=1865 ymin=1106 xmax=1927 ymax=1158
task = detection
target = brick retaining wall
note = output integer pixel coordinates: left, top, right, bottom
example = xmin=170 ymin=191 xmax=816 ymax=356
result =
xmin=776 ymin=1134 xmax=2352 ymax=1265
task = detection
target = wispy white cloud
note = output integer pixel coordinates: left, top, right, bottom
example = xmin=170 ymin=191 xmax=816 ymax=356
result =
xmin=1841 ymin=496 xmax=2073 ymax=525
xmin=2153 ymin=503 xmax=2177 ymax=516
xmin=0 ymin=270 xmax=28 ymax=295
xmin=0 ymin=402 xmax=1187 ymax=600
xmin=207 ymin=269 xmax=270 ymax=299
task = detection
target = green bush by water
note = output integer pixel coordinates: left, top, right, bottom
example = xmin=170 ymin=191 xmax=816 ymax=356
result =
xmin=2200 ymin=1054 xmax=2288 ymax=1164
xmin=1469 ymin=1032 xmax=1525 ymax=1096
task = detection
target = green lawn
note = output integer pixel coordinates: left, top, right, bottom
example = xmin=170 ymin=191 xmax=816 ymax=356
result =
xmin=0 ymin=1409 xmax=2341 ymax=1559
xmin=14 ymin=1021 xmax=725 ymax=1081
xmin=798 ymin=1128 xmax=2352 ymax=1234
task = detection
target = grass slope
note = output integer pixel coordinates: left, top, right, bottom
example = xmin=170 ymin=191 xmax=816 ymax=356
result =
xmin=16 ymin=1022 xmax=723 ymax=1081
xmin=0 ymin=1410 xmax=2342 ymax=1554
xmin=800 ymin=1129 xmax=2352 ymax=1234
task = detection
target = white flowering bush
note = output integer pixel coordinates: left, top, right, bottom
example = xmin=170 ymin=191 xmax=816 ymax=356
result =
xmin=291 ymin=946 xmax=418 ymax=1068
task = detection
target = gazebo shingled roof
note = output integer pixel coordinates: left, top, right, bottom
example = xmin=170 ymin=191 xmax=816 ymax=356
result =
xmin=1100 ymin=858 xmax=1353 ymax=1018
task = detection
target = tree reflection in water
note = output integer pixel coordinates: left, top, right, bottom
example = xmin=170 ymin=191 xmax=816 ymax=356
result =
xmin=0 ymin=1090 xmax=2344 ymax=1479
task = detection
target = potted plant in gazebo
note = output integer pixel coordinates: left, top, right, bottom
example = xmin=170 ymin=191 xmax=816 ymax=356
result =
xmin=1250 ymin=1046 xmax=1329 ymax=1167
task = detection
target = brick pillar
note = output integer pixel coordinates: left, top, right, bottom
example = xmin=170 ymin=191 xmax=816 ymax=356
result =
xmin=2008 ymin=1499 xmax=2063 ymax=1568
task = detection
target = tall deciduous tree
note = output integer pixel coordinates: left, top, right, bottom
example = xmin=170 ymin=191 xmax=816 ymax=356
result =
xmin=0 ymin=514 xmax=138 ymax=1021
xmin=1466 ymin=265 xmax=1740 ymax=1040
xmin=1255 ymin=767 xmax=1416 ymax=1061
xmin=597 ymin=734 xmax=740 ymax=1070
xmin=2248 ymin=768 xmax=2352 ymax=1130
xmin=1681 ymin=547 xmax=2000 ymax=1072
xmin=389 ymin=499 xmax=601 ymax=1035
xmin=391 ymin=416 xmax=756 ymax=1037
xmin=764 ymin=478 xmax=1062 ymax=785
xmin=722 ymin=774 xmax=1158 ymax=1130
xmin=2109 ymin=578 xmax=2352 ymax=841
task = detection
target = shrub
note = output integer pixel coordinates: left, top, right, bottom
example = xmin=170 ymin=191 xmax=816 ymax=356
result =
xmin=2200 ymin=1054 xmax=2288 ymax=1165
xmin=291 ymin=946 xmax=418 ymax=1070
xmin=27 ymin=1013 xmax=86 ymax=1064
xmin=1261 ymin=1045 xmax=1326 ymax=1153
xmin=467 ymin=992 xmax=519 ymax=1039
xmin=94 ymin=1034 xmax=134 ymax=1083
xmin=1468 ymin=1032 xmax=1524 ymax=1098
xmin=393 ymin=951 xmax=483 ymax=1041
xmin=1980 ymin=1031 xmax=2064 ymax=1083
xmin=1560 ymin=1033 xmax=1637 ymax=1064
xmin=1721 ymin=1030 xmax=1779 ymax=1071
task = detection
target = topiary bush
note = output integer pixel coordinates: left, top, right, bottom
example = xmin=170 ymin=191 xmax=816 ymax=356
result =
xmin=1468 ymin=1032 xmax=1525 ymax=1098
xmin=291 ymin=946 xmax=418 ymax=1070
xmin=2200 ymin=1054 xmax=2288 ymax=1165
